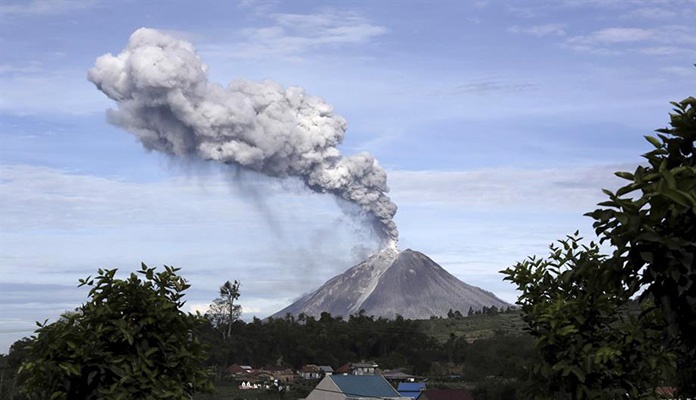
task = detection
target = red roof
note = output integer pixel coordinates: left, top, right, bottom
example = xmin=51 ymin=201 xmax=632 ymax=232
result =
xmin=335 ymin=362 xmax=351 ymax=374
xmin=301 ymin=364 xmax=321 ymax=373
xmin=419 ymin=389 xmax=474 ymax=400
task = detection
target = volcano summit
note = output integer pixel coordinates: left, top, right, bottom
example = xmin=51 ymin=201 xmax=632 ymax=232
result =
xmin=272 ymin=248 xmax=509 ymax=320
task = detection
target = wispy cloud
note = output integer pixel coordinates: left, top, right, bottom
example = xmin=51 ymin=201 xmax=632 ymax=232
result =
xmin=237 ymin=0 xmax=281 ymax=16
xmin=202 ymin=11 xmax=387 ymax=61
xmin=0 ymin=0 xmax=100 ymax=18
xmin=0 ymin=164 xmax=378 ymax=312
xmin=428 ymin=81 xmax=536 ymax=97
xmin=506 ymin=5 xmax=539 ymax=18
xmin=660 ymin=66 xmax=696 ymax=76
xmin=508 ymin=23 xmax=567 ymax=37
xmin=389 ymin=165 xmax=629 ymax=211
xmin=573 ymin=27 xmax=654 ymax=43
xmin=564 ymin=25 xmax=696 ymax=55
xmin=640 ymin=46 xmax=687 ymax=56
xmin=621 ymin=7 xmax=678 ymax=20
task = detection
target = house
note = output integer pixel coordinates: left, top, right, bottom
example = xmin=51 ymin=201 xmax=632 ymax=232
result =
xmin=226 ymin=364 xmax=253 ymax=377
xmin=318 ymin=365 xmax=334 ymax=376
xmin=335 ymin=360 xmax=379 ymax=375
xmin=397 ymin=382 xmax=426 ymax=399
xmin=268 ymin=367 xmax=296 ymax=383
xmin=417 ymin=389 xmax=474 ymax=400
xmin=306 ymin=375 xmax=403 ymax=400
xmin=300 ymin=364 xmax=323 ymax=380
xmin=382 ymin=368 xmax=416 ymax=381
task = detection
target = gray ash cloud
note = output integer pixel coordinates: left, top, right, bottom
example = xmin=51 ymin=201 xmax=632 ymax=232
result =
xmin=88 ymin=28 xmax=398 ymax=245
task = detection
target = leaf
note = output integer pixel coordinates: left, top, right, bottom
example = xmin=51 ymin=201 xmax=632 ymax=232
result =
xmin=644 ymin=135 xmax=663 ymax=149
xmin=615 ymin=171 xmax=635 ymax=180
xmin=661 ymin=189 xmax=691 ymax=207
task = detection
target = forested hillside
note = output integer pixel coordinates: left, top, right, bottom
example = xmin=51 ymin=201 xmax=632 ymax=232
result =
xmin=2 ymin=308 xmax=534 ymax=400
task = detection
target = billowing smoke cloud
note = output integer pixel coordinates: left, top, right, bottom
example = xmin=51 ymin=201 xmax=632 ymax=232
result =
xmin=88 ymin=28 xmax=398 ymax=245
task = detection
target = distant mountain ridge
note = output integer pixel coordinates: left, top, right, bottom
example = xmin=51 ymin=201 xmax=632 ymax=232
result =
xmin=271 ymin=248 xmax=509 ymax=320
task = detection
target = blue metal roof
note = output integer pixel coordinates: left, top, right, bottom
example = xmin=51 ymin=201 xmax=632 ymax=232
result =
xmin=330 ymin=375 xmax=401 ymax=398
xmin=397 ymin=382 xmax=426 ymax=398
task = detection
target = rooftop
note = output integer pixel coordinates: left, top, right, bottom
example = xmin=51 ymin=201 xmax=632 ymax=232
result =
xmin=330 ymin=375 xmax=400 ymax=399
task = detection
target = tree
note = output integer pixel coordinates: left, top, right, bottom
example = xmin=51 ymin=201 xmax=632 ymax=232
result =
xmin=502 ymin=234 xmax=670 ymax=399
xmin=19 ymin=264 xmax=212 ymax=400
xmin=502 ymin=96 xmax=696 ymax=398
xmin=206 ymin=280 xmax=242 ymax=339
xmin=587 ymin=96 xmax=696 ymax=392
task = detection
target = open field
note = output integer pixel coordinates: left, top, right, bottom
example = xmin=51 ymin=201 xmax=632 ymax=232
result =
xmin=421 ymin=311 xmax=527 ymax=343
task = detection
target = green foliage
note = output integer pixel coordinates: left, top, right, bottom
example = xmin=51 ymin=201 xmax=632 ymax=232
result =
xmin=423 ymin=307 xmax=525 ymax=343
xmin=587 ymin=96 xmax=696 ymax=391
xmin=0 ymin=338 xmax=32 ymax=399
xmin=9 ymin=302 xmax=531 ymax=400
xmin=19 ymin=264 xmax=212 ymax=400
xmin=502 ymin=235 xmax=672 ymax=399
xmin=502 ymin=96 xmax=696 ymax=398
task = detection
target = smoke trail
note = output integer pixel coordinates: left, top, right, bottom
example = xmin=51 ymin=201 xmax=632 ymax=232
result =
xmin=88 ymin=28 xmax=398 ymax=245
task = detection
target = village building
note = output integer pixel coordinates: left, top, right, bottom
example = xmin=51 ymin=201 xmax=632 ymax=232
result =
xmin=318 ymin=365 xmax=334 ymax=376
xmin=397 ymin=382 xmax=426 ymax=399
xmin=300 ymin=364 xmax=323 ymax=380
xmin=306 ymin=375 xmax=403 ymax=400
xmin=226 ymin=364 xmax=253 ymax=377
xmin=335 ymin=360 xmax=379 ymax=375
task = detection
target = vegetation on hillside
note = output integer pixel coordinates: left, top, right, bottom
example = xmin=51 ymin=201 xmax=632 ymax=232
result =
xmin=2 ymin=303 xmax=532 ymax=400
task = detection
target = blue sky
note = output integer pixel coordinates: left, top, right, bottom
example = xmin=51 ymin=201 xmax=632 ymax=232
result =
xmin=1 ymin=0 xmax=695 ymax=353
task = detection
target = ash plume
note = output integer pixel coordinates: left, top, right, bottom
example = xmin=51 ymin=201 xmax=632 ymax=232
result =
xmin=88 ymin=28 xmax=398 ymax=245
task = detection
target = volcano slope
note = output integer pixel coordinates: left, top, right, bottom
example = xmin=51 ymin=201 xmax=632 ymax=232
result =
xmin=272 ymin=248 xmax=509 ymax=320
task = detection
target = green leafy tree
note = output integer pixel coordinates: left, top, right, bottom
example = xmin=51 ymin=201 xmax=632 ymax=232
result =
xmin=1 ymin=337 xmax=32 ymax=399
xmin=502 ymin=96 xmax=696 ymax=399
xmin=205 ymin=280 xmax=241 ymax=339
xmin=503 ymin=234 xmax=671 ymax=399
xmin=19 ymin=264 xmax=212 ymax=400
xmin=587 ymin=96 xmax=696 ymax=391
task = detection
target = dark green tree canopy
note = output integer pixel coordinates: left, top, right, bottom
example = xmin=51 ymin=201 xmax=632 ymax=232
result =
xmin=19 ymin=264 xmax=211 ymax=400
xmin=588 ymin=97 xmax=696 ymax=348
xmin=503 ymin=96 xmax=696 ymax=399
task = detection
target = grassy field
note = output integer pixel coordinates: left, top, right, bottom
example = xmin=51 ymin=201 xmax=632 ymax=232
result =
xmin=421 ymin=311 xmax=527 ymax=343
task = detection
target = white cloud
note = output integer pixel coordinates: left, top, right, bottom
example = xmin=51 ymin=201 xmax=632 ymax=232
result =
xmin=0 ymin=160 xmax=642 ymax=352
xmin=641 ymin=46 xmax=690 ymax=56
xmin=0 ymin=163 xmax=381 ymax=346
xmin=201 ymin=11 xmax=387 ymax=61
xmin=573 ymin=27 xmax=655 ymax=44
xmin=622 ymin=7 xmax=678 ymax=20
xmin=389 ymin=165 xmax=629 ymax=211
xmin=508 ymin=23 xmax=567 ymax=37
xmin=564 ymin=25 xmax=696 ymax=55
xmin=0 ymin=0 xmax=100 ymax=18
xmin=661 ymin=66 xmax=696 ymax=76
xmin=427 ymin=81 xmax=536 ymax=97
xmin=237 ymin=0 xmax=280 ymax=16
xmin=506 ymin=5 xmax=538 ymax=18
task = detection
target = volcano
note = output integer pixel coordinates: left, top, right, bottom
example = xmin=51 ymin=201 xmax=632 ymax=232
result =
xmin=271 ymin=248 xmax=510 ymax=320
